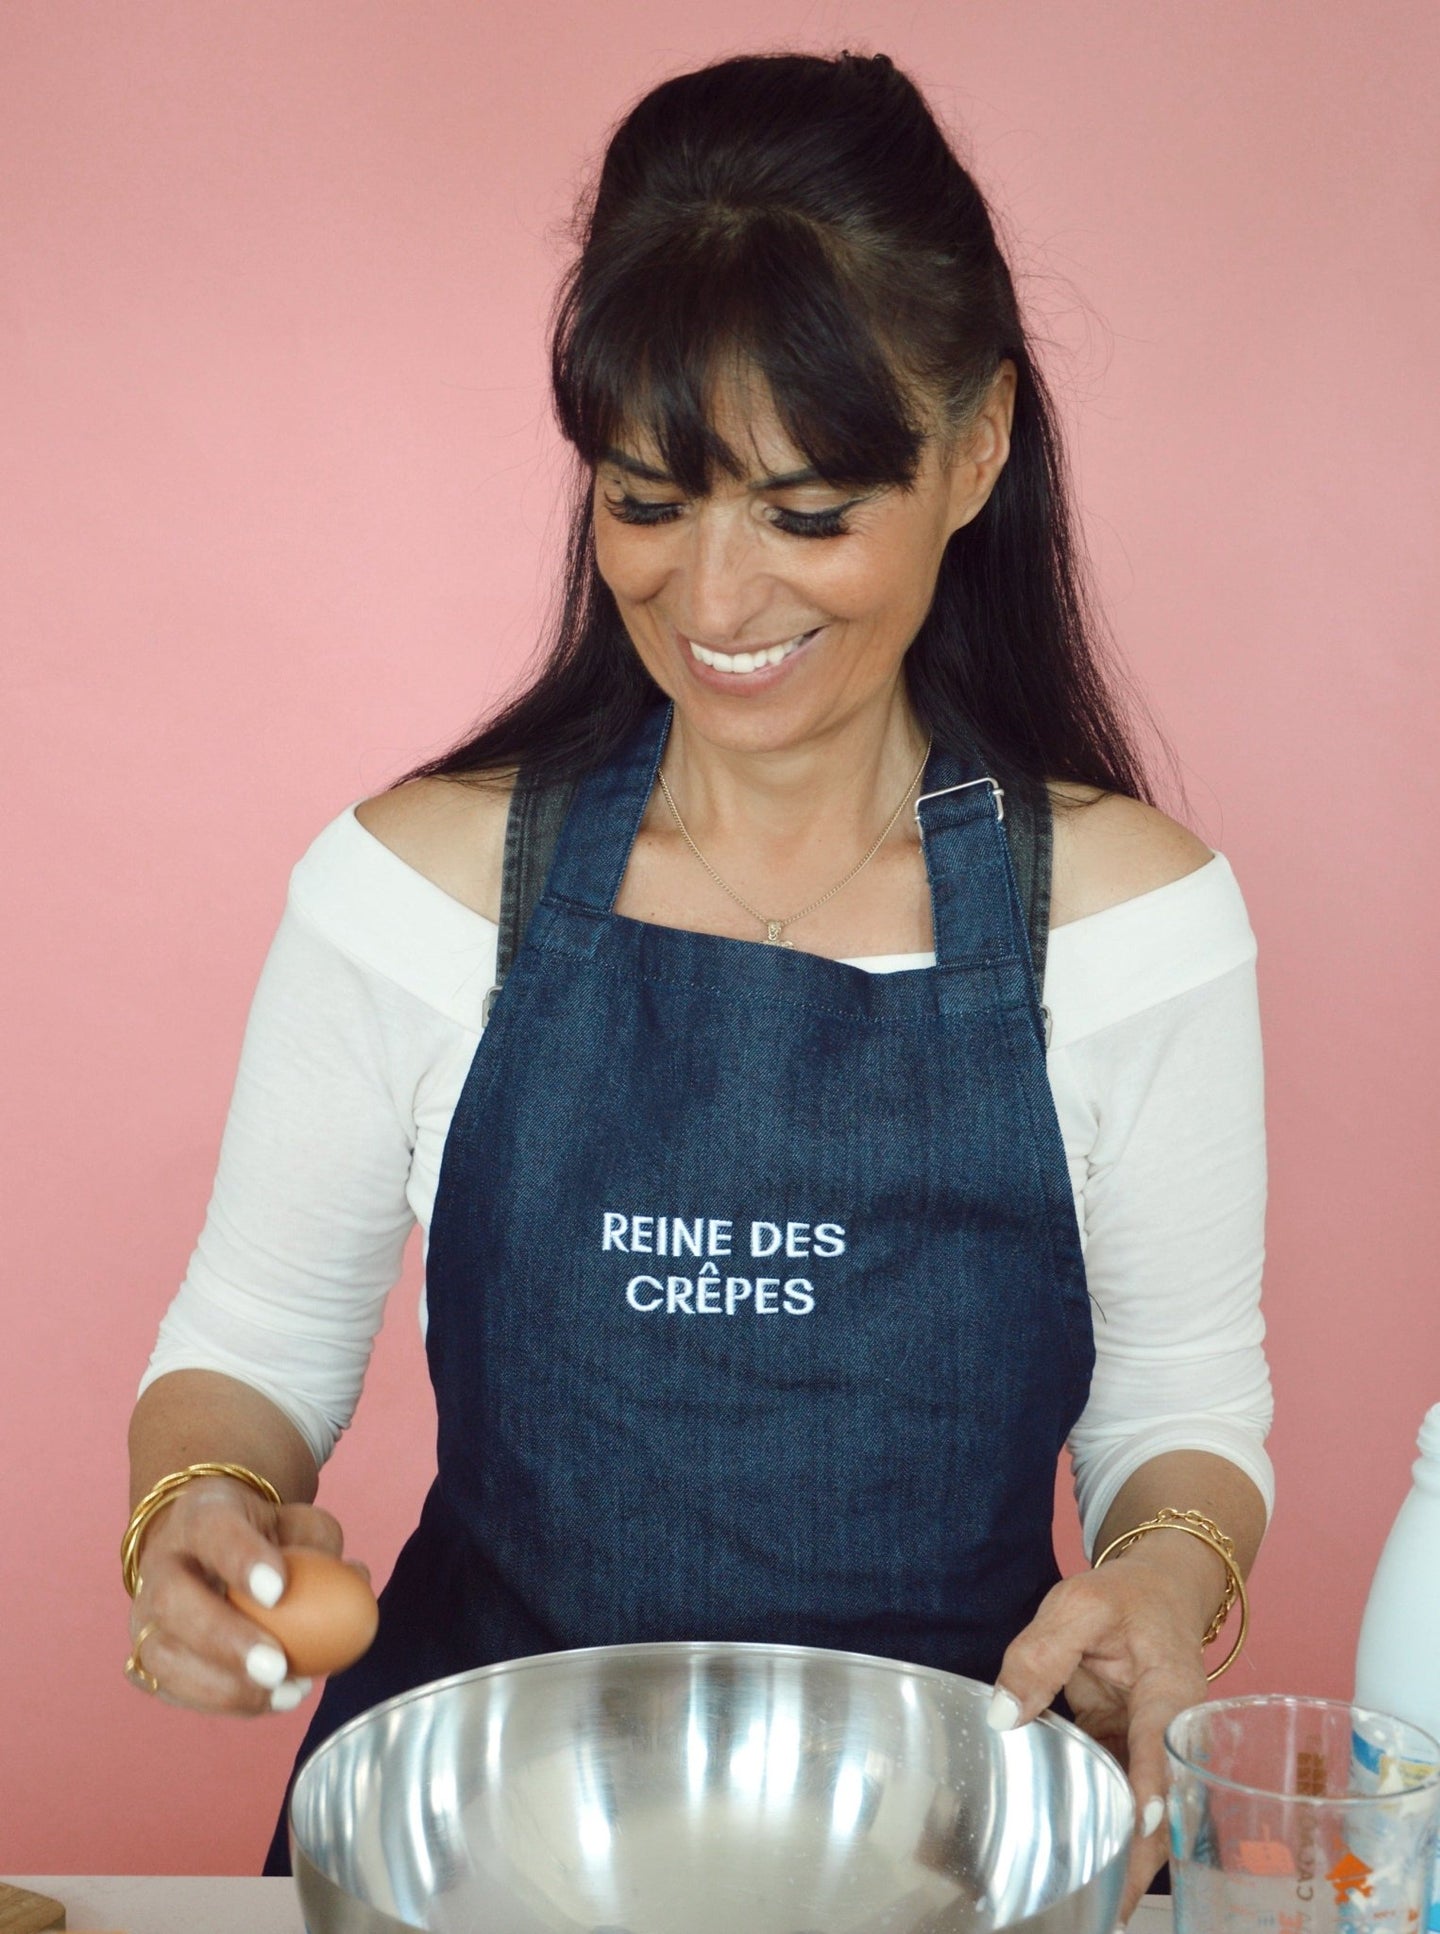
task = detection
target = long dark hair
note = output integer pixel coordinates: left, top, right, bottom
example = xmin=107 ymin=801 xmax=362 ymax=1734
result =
xmin=407 ymin=51 xmax=1153 ymax=803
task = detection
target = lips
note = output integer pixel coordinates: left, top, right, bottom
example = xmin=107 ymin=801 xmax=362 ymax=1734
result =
xmin=685 ymin=630 xmax=818 ymax=676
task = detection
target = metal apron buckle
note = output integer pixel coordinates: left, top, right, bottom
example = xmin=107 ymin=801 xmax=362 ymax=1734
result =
xmin=913 ymin=776 xmax=1005 ymax=823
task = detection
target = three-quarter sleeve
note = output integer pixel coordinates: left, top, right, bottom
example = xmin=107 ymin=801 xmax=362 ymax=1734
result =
xmin=140 ymin=901 xmax=423 ymax=1464
xmin=1049 ymin=862 xmax=1274 ymax=1552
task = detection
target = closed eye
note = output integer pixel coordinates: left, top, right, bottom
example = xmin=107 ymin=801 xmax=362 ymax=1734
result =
xmin=769 ymin=504 xmax=854 ymax=539
xmin=603 ymin=492 xmax=685 ymax=527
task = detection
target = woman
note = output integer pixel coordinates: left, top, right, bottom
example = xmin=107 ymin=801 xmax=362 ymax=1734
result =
xmin=124 ymin=51 xmax=1271 ymax=1912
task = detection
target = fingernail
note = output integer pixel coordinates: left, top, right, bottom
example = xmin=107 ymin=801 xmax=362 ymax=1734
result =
xmin=986 ymin=1688 xmax=1022 ymax=1732
xmin=245 ymin=1642 xmax=289 ymax=1689
xmin=247 ymin=1561 xmax=285 ymax=1607
xmin=1142 ymin=1795 xmax=1165 ymax=1837
xmin=269 ymin=1677 xmax=312 ymax=1712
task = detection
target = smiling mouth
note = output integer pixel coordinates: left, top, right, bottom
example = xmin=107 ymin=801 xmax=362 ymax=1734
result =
xmin=686 ymin=630 xmax=819 ymax=676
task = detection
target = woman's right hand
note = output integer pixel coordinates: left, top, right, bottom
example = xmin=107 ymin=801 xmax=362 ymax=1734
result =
xmin=127 ymin=1473 xmax=349 ymax=1713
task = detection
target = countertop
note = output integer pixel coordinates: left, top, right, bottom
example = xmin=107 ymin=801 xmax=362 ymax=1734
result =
xmin=6 ymin=1876 xmax=1175 ymax=1932
xmin=4 ymin=1878 xmax=301 ymax=1933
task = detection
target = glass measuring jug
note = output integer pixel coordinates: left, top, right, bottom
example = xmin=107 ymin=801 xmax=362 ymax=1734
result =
xmin=1166 ymin=1695 xmax=1440 ymax=1934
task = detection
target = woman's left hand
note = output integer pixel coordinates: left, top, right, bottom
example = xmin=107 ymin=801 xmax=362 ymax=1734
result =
xmin=988 ymin=1550 xmax=1212 ymax=1922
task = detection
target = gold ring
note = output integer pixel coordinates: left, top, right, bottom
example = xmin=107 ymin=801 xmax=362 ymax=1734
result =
xmin=125 ymin=1620 xmax=161 ymax=1695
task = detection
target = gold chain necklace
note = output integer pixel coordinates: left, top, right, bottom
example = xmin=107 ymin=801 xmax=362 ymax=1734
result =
xmin=656 ymin=739 xmax=932 ymax=947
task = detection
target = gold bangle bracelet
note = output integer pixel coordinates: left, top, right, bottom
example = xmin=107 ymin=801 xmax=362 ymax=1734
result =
xmin=1092 ymin=1506 xmax=1250 ymax=1682
xmin=121 ymin=1462 xmax=283 ymax=1598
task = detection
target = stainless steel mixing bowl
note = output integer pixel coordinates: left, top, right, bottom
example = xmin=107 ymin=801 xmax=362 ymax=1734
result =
xmin=291 ymin=1642 xmax=1133 ymax=1934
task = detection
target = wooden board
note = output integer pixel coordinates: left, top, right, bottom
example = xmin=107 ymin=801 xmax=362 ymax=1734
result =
xmin=0 ymin=1883 xmax=65 ymax=1931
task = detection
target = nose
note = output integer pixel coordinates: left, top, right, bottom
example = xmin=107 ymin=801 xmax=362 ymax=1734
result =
xmin=671 ymin=505 xmax=772 ymax=645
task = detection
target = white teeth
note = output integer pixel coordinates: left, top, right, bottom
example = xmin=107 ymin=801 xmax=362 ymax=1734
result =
xmin=688 ymin=632 xmax=812 ymax=674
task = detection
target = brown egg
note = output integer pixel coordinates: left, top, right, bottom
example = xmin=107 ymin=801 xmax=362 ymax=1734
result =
xmin=228 ymin=1547 xmax=379 ymax=1678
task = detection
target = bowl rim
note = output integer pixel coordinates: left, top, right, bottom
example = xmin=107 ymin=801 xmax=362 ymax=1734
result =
xmin=289 ymin=1638 xmax=1135 ymax=1846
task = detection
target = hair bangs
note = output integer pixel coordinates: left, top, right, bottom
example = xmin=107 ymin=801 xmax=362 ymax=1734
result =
xmin=554 ymin=209 xmax=927 ymax=495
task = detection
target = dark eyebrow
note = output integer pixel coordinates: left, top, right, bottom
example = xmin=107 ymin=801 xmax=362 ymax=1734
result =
xmin=755 ymin=465 xmax=825 ymax=489
xmin=601 ymin=448 xmax=675 ymax=483
xmin=600 ymin=447 xmax=825 ymax=491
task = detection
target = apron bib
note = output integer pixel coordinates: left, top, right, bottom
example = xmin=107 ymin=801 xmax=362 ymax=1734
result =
xmin=265 ymin=707 xmax=1092 ymax=1870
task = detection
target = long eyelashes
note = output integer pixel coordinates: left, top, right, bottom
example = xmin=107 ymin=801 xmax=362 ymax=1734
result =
xmin=603 ymin=495 xmax=684 ymax=530
xmin=774 ymin=505 xmax=852 ymax=539
xmin=602 ymin=491 xmax=856 ymax=540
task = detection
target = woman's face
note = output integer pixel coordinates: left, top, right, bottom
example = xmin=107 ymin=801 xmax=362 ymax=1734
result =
xmin=592 ymin=366 xmax=1015 ymax=755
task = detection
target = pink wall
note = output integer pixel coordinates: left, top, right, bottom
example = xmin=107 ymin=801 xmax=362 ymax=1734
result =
xmin=4 ymin=0 xmax=1438 ymax=1875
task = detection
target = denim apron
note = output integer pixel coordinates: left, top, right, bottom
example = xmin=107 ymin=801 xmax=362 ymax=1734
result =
xmin=265 ymin=706 xmax=1092 ymax=1870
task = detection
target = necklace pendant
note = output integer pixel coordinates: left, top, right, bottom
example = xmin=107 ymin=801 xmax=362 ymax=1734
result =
xmin=765 ymin=921 xmax=793 ymax=948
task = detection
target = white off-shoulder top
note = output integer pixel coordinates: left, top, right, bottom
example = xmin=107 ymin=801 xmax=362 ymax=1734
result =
xmin=142 ymin=807 xmax=1274 ymax=1555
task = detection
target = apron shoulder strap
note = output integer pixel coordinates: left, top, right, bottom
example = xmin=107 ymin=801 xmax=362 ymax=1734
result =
xmin=483 ymin=761 xmax=1053 ymax=1018
xmin=483 ymin=769 xmax=578 ymax=1022
xmin=1002 ymin=778 xmax=1054 ymax=996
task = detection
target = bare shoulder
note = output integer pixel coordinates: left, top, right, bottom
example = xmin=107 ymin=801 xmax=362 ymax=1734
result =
xmin=1047 ymin=782 xmax=1212 ymax=929
xmin=353 ymin=772 xmax=515 ymax=922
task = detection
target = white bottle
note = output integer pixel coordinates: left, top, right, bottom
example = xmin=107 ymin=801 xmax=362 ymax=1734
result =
xmin=1355 ymin=1403 xmax=1440 ymax=1930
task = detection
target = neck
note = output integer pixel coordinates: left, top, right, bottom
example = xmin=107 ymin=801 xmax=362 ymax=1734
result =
xmin=658 ymin=688 xmax=929 ymax=855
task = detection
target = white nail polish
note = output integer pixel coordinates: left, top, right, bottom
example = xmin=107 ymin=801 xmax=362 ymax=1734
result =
xmin=245 ymin=1642 xmax=289 ymax=1689
xmin=269 ymin=1677 xmax=312 ymax=1712
xmin=1141 ymin=1795 xmax=1166 ymax=1837
xmin=247 ymin=1561 xmax=285 ymax=1607
xmin=986 ymin=1688 xmax=1022 ymax=1732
